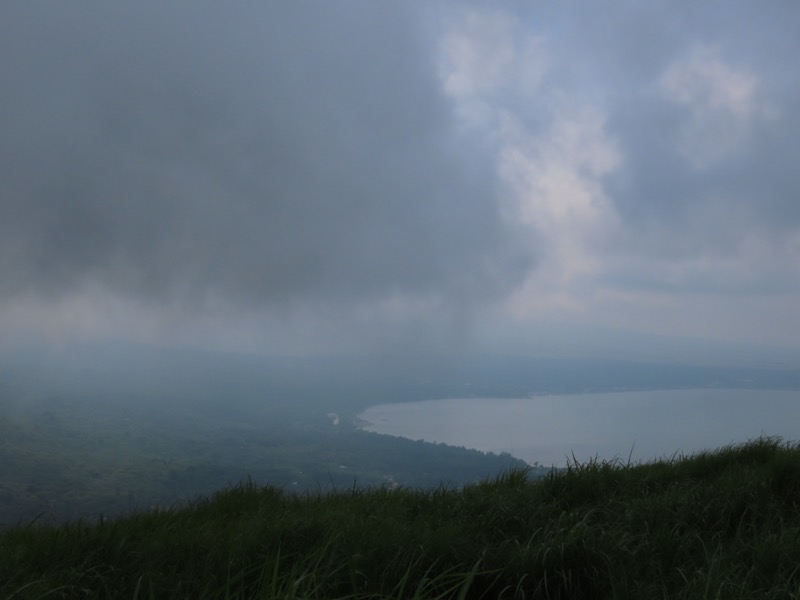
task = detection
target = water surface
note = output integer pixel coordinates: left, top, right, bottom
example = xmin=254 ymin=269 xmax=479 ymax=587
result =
xmin=358 ymin=389 xmax=800 ymax=467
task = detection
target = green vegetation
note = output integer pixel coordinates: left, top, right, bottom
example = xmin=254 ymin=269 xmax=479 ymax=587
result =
xmin=0 ymin=387 xmax=529 ymax=528
xmin=3 ymin=437 xmax=799 ymax=599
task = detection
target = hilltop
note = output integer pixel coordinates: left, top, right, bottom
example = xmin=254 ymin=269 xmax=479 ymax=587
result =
xmin=2 ymin=437 xmax=799 ymax=599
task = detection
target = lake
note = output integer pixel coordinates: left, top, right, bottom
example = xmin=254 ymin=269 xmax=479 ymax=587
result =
xmin=357 ymin=388 xmax=800 ymax=467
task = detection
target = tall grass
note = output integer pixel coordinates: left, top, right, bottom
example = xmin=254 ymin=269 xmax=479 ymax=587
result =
xmin=2 ymin=437 xmax=800 ymax=598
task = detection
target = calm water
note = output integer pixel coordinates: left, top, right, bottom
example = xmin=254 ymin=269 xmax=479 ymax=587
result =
xmin=358 ymin=389 xmax=800 ymax=467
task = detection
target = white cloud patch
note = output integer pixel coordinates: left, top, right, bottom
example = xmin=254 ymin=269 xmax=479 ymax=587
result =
xmin=440 ymin=10 xmax=518 ymax=98
xmin=500 ymin=106 xmax=621 ymax=308
xmin=440 ymin=7 xmax=621 ymax=317
xmin=439 ymin=8 xmax=548 ymax=130
xmin=659 ymin=45 xmax=772 ymax=168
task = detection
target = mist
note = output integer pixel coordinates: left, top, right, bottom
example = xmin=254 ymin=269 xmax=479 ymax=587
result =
xmin=2 ymin=2 xmax=800 ymax=528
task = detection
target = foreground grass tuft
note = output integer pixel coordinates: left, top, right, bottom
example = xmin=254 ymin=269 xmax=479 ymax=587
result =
xmin=3 ymin=437 xmax=800 ymax=598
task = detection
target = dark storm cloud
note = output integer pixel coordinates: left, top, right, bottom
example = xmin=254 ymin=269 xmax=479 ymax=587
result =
xmin=0 ymin=2 xmax=532 ymax=310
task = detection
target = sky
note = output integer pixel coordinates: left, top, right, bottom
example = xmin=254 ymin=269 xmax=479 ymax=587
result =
xmin=2 ymin=1 xmax=799 ymax=360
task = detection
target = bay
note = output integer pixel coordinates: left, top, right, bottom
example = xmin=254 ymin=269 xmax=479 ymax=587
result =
xmin=358 ymin=389 xmax=800 ymax=467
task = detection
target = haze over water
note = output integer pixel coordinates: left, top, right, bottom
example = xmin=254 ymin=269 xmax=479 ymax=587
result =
xmin=359 ymin=389 xmax=800 ymax=467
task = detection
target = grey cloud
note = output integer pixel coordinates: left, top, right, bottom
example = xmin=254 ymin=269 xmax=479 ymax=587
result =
xmin=0 ymin=2 xmax=533 ymax=311
xmin=5 ymin=0 xmax=799 ymax=354
xmin=578 ymin=5 xmax=800 ymax=253
xmin=464 ymin=0 xmax=800 ymax=305
xmin=507 ymin=0 xmax=800 ymax=226
xmin=605 ymin=77 xmax=800 ymax=251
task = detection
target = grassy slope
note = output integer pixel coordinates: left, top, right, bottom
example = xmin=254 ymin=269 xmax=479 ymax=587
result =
xmin=2 ymin=437 xmax=800 ymax=599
